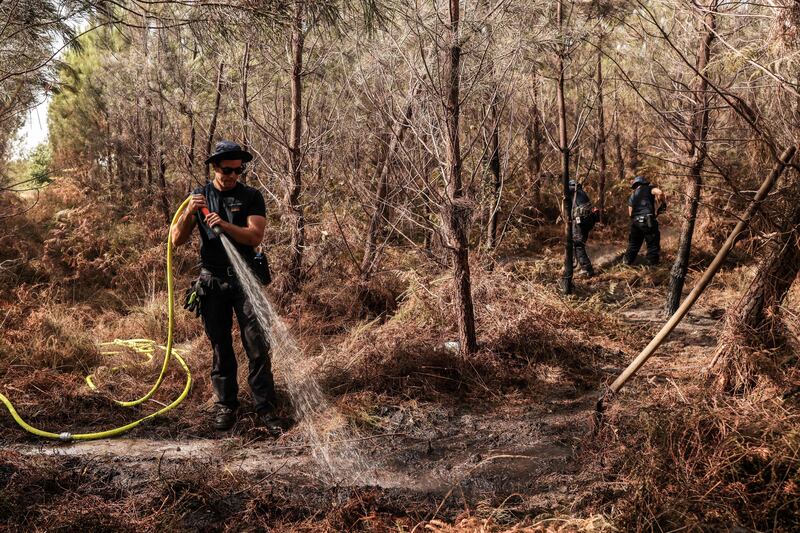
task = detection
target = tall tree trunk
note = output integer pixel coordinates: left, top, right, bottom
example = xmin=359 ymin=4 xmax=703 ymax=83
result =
xmin=185 ymin=43 xmax=197 ymax=189
xmin=240 ymin=43 xmax=250 ymax=185
xmin=557 ymin=0 xmax=574 ymax=295
xmin=485 ymin=94 xmax=502 ymax=251
xmin=285 ymin=3 xmax=306 ymax=292
xmin=664 ymin=0 xmax=717 ymax=317
xmin=142 ymin=21 xmax=154 ymax=190
xmin=613 ymin=131 xmax=625 ymax=185
xmin=443 ymin=0 xmax=477 ymax=356
xmin=360 ymin=85 xmax=416 ymax=279
xmin=205 ymin=61 xmax=225 ymax=180
xmin=710 ymin=157 xmax=800 ymax=393
xmin=157 ymin=124 xmax=169 ymax=220
xmin=187 ymin=113 xmax=196 ymax=188
xmin=525 ymin=98 xmax=543 ymax=209
xmin=154 ymin=29 xmax=170 ymax=222
xmin=596 ymin=46 xmax=608 ymax=223
xmin=628 ymin=122 xmax=639 ymax=175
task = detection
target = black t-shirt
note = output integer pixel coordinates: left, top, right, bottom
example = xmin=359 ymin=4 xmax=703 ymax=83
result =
xmin=628 ymin=184 xmax=655 ymax=217
xmin=191 ymin=182 xmax=266 ymax=268
xmin=573 ymin=188 xmax=590 ymax=207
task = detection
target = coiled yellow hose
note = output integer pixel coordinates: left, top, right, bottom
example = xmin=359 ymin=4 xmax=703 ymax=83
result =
xmin=0 ymin=196 xmax=193 ymax=441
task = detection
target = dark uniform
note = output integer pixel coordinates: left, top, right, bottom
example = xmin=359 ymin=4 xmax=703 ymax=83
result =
xmin=571 ymin=181 xmax=597 ymax=275
xmin=623 ymin=176 xmax=661 ymax=265
xmin=192 ymin=181 xmax=277 ymax=415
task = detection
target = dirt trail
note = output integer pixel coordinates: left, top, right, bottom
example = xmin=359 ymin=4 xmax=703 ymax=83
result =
xmin=7 ymin=390 xmax=598 ymax=504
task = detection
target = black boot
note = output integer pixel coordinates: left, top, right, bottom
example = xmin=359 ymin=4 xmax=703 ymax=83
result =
xmin=214 ymin=406 xmax=237 ymax=431
xmin=257 ymin=409 xmax=283 ymax=437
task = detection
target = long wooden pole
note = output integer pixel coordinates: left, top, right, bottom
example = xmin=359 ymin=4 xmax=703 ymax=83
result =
xmin=601 ymin=145 xmax=796 ymax=404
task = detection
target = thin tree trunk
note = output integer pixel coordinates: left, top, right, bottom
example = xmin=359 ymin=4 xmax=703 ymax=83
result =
xmin=186 ymin=43 xmax=197 ymax=189
xmin=664 ymin=1 xmax=718 ymax=317
xmin=557 ymin=0 xmax=573 ymax=295
xmin=628 ymin=122 xmax=639 ymax=175
xmin=187 ymin=113 xmax=196 ymax=188
xmin=143 ymin=22 xmax=153 ymax=190
xmin=154 ymin=28 xmax=170 ymax=222
xmin=157 ymin=120 xmax=169 ymax=221
xmin=485 ymin=95 xmax=502 ymax=251
xmin=205 ymin=61 xmax=225 ymax=180
xmin=443 ymin=0 xmax=477 ymax=356
xmin=240 ymin=43 xmax=250 ymax=185
xmin=285 ymin=3 xmax=306 ymax=292
xmin=613 ymin=131 xmax=625 ymax=185
xmin=360 ymin=85 xmax=416 ymax=279
xmin=596 ymin=46 xmax=608 ymax=223
xmin=525 ymin=98 xmax=543 ymax=209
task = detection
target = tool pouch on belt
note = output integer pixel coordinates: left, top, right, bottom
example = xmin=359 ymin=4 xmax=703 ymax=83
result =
xmin=183 ymin=279 xmax=205 ymax=318
xmin=252 ymin=253 xmax=272 ymax=286
xmin=633 ymin=215 xmax=653 ymax=228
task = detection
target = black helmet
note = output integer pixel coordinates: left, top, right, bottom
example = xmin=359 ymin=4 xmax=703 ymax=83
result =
xmin=205 ymin=140 xmax=253 ymax=165
xmin=631 ymin=175 xmax=649 ymax=189
xmin=568 ymin=179 xmax=578 ymax=189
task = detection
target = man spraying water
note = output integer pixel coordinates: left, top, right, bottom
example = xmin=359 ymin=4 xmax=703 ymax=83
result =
xmin=171 ymin=140 xmax=282 ymax=435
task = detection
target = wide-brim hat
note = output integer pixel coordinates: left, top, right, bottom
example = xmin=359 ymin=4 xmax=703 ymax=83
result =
xmin=205 ymin=140 xmax=253 ymax=165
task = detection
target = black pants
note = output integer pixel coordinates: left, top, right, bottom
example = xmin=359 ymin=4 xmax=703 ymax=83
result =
xmin=199 ymin=272 xmax=277 ymax=413
xmin=624 ymin=217 xmax=660 ymax=265
xmin=573 ymin=219 xmax=595 ymax=273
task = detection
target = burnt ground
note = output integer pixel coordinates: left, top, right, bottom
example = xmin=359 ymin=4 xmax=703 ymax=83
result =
xmin=2 ymin=229 xmax=731 ymax=531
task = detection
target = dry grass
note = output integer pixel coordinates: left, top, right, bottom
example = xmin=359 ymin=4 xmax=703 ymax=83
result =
xmin=2 ymin=178 xmax=800 ymax=531
xmin=595 ymin=382 xmax=800 ymax=531
xmin=322 ymin=257 xmax=625 ymax=403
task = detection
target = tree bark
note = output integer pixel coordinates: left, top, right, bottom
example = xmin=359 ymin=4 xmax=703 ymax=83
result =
xmin=285 ymin=2 xmax=306 ymax=292
xmin=664 ymin=0 xmax=718 ymax=317
xmin=443 ymin=0 xmax=477 ymax=356
xmin=205 ymin=60 xmax=225 ymax=180
xmin=557 ymin=0 xmax=573 ymax=295
xmin=360 ymin=85 xmax=416 ymax=279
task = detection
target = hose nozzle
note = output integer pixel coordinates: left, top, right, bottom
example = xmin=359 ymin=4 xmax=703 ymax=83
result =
xmin=199 ymin=207 xmax=222 ymax=236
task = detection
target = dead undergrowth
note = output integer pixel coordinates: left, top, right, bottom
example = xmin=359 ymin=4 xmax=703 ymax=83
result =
xmin=1 ymin=180 xmax=799 ymax=531
xmin=594 ymin=382 xmax=800 ymax=531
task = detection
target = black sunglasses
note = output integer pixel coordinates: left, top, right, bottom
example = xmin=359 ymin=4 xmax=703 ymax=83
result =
xmin=219 ymin=166 xmax=246 ymax=175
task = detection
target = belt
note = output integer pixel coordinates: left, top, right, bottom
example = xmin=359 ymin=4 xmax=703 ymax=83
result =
xmin=201 ymin=265 xmax=235 ymax=278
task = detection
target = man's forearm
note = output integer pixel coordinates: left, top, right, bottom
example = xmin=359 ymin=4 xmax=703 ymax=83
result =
xmin=172 ymin=211 xmax=195 ymax=246
xmin=218 ymin=222 xmax=262 ymax=247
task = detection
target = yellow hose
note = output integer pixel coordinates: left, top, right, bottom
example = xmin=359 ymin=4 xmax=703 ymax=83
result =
xmin=0 ymin=196 xmax=193 ymax=441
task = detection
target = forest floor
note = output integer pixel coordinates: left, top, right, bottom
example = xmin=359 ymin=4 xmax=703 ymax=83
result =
xmin=3 ymin=225 xmax=750 ymax=531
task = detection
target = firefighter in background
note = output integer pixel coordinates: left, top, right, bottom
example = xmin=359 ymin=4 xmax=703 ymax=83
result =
xmin=570 ymin=179 xmax=601 ymax=277
xmin=623 ymin=175 xmax=667 ymax=266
